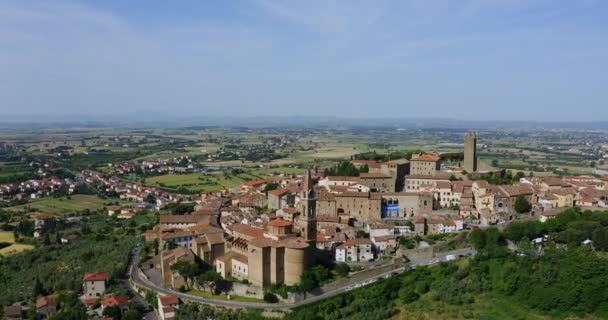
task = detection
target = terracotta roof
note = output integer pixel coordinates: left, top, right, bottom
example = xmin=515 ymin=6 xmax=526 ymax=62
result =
xmin=435 ymin=181 xmax=452 ymax=189
xmin=269 ymin=188 xmax=290 ymax=196
xmin=101 ymin=296 xmax=129 ymax=308
xmin=83 ymin=272 xmax=108 ymax=282
xmin=227 ymin=223 xmax=265 ymax=239
xmin=268 ymin=218 xmax=292 ymax=227
xmin=411 ymin=154 xmax=441 ymax=162
xmin=326 ymin=176 xmax=359 ymax=182
xmin=385 ymin=159 xmax=409 ymax=165
xmin=36 ymin=296 xmax=56 ymax=309
xmin=339 ymin=238 xmax=372 ymax=248
xmin=159 ymin=295 xmax=179 ymax=306
xmin=242 ymin=178 xmax=273 ymax=187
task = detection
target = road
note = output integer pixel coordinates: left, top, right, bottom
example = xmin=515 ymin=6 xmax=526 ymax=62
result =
xmin=125 ymin=247 xmax=158 ymax=320
xmin=128 ymin=246 xmax=476 ymax=310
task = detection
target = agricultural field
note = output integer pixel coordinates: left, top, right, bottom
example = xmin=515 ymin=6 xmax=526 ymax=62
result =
xmin=6 ymin=195 xmax=109 ymax=215
xmin=0 ymin=231 xmax=34 ymax=257
xmin=146 ymin=172 xmax=261 ymax=192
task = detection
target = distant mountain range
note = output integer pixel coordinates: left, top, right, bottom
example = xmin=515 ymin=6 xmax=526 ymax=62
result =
xmin=1 ymin=114 xmax=607 ymax=130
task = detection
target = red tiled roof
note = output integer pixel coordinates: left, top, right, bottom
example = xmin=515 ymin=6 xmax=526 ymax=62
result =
xmin=242 ymin=178 xmax=273 ymax=187
xmin=327 ymin=176 xmax=359 ymax=181
xmin=268 ymin=218 xmax=292 ymax=227
xmin=227 ymin=223 xmax=265 ymax=238
xmin=101 ymin=296 xmax=129 ymax=307
xmin=36 ymin=296 xmax=56 ymax=309
xmin=83 ymin=272 xmax=108 ymax=282
xmin=159 ymin=295 xmax=179 ymax=306
xmin=269 ymin=188 xmax=290 ymax=196
xmin=411 ymin=154 xmax=441 ymax=162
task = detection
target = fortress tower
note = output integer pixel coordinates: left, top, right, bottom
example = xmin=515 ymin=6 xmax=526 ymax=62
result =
xmin=464 ymin=131 xmax=477 ymax=173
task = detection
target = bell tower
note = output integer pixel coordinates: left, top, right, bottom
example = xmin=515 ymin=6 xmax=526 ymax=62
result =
xmin=300 ymin=170 xmax=317 ymax=242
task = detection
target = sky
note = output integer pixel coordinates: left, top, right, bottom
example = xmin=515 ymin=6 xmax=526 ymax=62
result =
xmin=0 ymin=0 xmax=607 ymax=121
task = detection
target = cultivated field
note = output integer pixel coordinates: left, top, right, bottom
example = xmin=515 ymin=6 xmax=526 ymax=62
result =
xmin=0 ymin=231 xmax=34 ymax=257
xmin=7 ymin=195 xmax=108 ymax=215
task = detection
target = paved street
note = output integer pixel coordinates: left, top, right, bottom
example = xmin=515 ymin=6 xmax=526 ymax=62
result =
xmin=128 ymin=246 xmax=476 ymax=310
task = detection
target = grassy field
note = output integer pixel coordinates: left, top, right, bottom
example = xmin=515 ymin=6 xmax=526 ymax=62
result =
xmin=0 ymin=231 xmax=34 ymax=257
xmin=146 ymin=172 xmax=262 ymax=192
xmin=186 ymin=290 xmax=265 ymax=303
xmin=7 ymin=195 xmax=108 ymax=215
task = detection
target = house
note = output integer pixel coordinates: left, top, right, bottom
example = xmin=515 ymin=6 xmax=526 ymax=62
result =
xmin=3 ymin=305 xmax=24 ymax=320
xmin=100 ymin=296 xmax=129 ymax=312
xmin=36 ymin=296 xmax=57 ymax=319
xmin=372 ymin=235 xmax=398 ymax=254
xmin=576 ymin=197 xmax=598 ymax=207
xmin=539 ymin=209 xmax=561 ymax=223
xmin=83 ymin=272 xmax=108 ymax=298
xmin=215 ymin=251 xmax=249 ymax=281
xmin=335 ymin=238 xmax=374 ymax=262
xmin=32 ymin=213 xmax=56 ymax=238
xmin=107 ymin=206 xmax=121 ymax=216
xmin=410 ymin=154 xmax=441 ymax=176
xmin=158 ymin=295 xmax=179 ymax=320
xmin=267 ymin=188 xmax=294 ymax=210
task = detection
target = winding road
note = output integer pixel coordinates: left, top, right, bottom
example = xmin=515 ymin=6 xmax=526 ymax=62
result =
xmin=128 ymin=246 xmax=475 ymax=310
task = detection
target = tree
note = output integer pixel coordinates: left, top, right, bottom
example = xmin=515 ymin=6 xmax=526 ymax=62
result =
xmin=197 ymin=270 xmax=222 ymax=293
xmin=263 ymin=182 xmax=279 ymax=193
xmin=122 ymin=307 xmax=141 ymax=320
xmin=514 ymin=195 xmax=532 ymax=214
xmin=102 ymin=305 xmax=122 ymax=320
xmin=592 ymin=227 xmax=608 ymax=251
xmin=33 ymin=277 xmax=44 ymax=297
xmin=334 ymin=263 xmax=351 ymax=277
xmin=264 ymin=292 xmax=279 ymax=303
xmin=43 ymin=233 xmax=51 ymax=245
xmin=145 ymin=194 xmax=156 ymax=204
xmin=491 ymin=159 xmax=498 ymax=167
xmin=171 ymin=260 xmax=202 ymax=290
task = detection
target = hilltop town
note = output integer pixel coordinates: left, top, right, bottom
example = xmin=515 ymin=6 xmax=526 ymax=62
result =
xmin=1 ymin=126 xmax=608 ymax=320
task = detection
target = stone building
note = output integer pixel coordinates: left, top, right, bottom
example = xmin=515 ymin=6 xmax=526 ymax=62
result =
xmin=410 ymin=154 xmax=441 ymax=176
xmin=267 ymin=189 xmax=294 ymax=210
xmin=464 ymin=131 xmax=477 ymax=173
xmin=359 ymin=172 xmax=394 ymax=192
xmin=381 ymin=192 xmax=433 ymax=219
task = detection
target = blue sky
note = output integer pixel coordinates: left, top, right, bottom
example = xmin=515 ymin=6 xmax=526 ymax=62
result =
xmin=0 ymin=0 xmax=607 ymax=121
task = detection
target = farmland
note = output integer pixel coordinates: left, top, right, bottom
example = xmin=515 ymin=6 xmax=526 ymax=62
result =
xmin=6 ymin=195 xmax=109 ymax=215
xmin=0 ymin=231 xmax=34 ymax=257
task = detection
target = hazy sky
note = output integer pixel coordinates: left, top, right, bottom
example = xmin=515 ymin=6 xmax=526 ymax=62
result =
xmin=1 ymin=0 xmax=607 ymax=121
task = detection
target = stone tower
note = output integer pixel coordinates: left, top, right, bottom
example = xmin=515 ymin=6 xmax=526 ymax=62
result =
xmin=300 ymin=170 xmax=317 ymax=242
xmin=298 ymin=170 xmax=317 ymax=267
xmin=464 ymin=131 xmax=477 ymax=172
